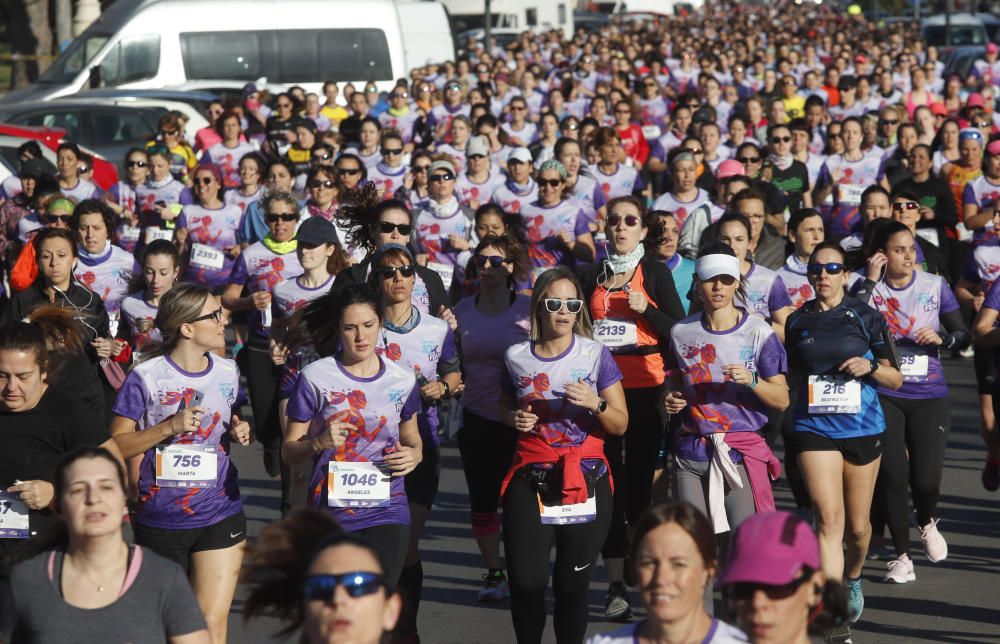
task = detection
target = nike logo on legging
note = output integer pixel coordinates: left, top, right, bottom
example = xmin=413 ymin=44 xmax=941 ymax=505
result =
xmin=573 ymin=564 xmax=590 ymax=571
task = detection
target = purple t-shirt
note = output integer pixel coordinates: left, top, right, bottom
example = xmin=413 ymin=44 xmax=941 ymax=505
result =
xmin=285 ymin=356 xmax=420 ymax=531
xmin=490 ymin=179 xmax=538 ymax=215
xmin=112 ymin=354 xmax=243 ymax=529
xmin=454 ymin=294 xmax=532 ymax=421
xmin=73 ymin=244 xmax=138 ymax=335
xmin=518 ymin=200 xmax=591 ymax=271
xmin=860 ymin=270 xmax=958 ymax=399
xmin=742 ymin=263 xmax=794 ymax=321
xmin=666 ymin=312 xmax=787 ymax=462
xmin=119 ymin=292 xmax=160 ymax=356
xmin=228 ymin=242 xmax=303 ymax=340
xmin=178 ymin=204 xmax=243 ymax=288
xmin=375 ymin=311 xmax=457 ymax=446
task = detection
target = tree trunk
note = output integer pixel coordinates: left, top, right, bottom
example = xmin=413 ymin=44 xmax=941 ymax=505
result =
xmin=8 ymin=0 xmax=54 ymax=89
xmin=55 ymin=0 xmax=74 ymax=52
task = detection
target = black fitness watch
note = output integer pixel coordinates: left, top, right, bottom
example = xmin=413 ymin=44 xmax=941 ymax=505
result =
xmin=594 ymin=397 xmax=608 ymax=415
xmin=869 ymin=359 xmax=879 ymax=375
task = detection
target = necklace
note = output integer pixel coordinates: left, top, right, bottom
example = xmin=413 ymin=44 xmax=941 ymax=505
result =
xmin=68 ymin=544 xmax=128 ymax=593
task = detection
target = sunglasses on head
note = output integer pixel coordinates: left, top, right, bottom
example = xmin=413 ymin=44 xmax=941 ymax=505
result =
xmin=725 ymin=574 xmax=811 ymax=602
xmin=44 ymin=214 xmax=72 ymax=224
xmin=127 ymin=160 xmax=148 ymax=168
xmin=806 ymin=262 xmax=845 ymax=276
xmin=381 ymin=148 xmax=403 ymax=156
xmin=378 ymin=265 xmax=415 ymax=279
xmin=538 ymin=178 xmax=562 ymax=188
xmin=429 ymin=173 xmax=454 ymax=183
xmin=474 ymin=254 xmax=511 ymax=268
xmin=190 ymin=308 xmax=224 ymax=324
xmin=608 ymin=214 xmax=640 ymax=227
xmin=770 ymin=136 xmax=791 ymax=144
xmin=266 ymin=213 xmax=298 ymax=223
xmin=337 ymin=167 xmax=362 ymax=176
xmin=892 ymin=201 xmax=919 ymax=211
xmin=309 ymin=179 xmax=336 ymax=189
xmin=378 ymin=221 xmax=413 ymax=236
xmin=543 ymin=298 xmax=583 ymax=314
xmin=303 ymin=572 xmax=385 ymax=602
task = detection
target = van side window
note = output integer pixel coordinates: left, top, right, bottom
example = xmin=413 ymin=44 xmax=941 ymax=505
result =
xmin=180 ymin=29 xmax=392 ymax=84
xmin=99 ymin=35 xmax=161 ymax=86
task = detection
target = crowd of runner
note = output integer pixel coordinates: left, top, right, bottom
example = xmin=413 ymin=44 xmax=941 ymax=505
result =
xmin=0 ymin=1 xmax=999 ymax=642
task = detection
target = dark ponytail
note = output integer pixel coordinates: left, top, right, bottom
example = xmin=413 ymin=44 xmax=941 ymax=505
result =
xmin=285 ymin=283 xmax=383 ymax=357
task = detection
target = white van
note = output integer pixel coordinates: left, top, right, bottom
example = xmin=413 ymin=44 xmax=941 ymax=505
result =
xmin=2 ymin=0 xmax=455 ymax=103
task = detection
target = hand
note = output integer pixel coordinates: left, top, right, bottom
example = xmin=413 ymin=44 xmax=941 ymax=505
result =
xmin=269 ymin=339 xmax=289 ymax=366
xmin=6 ymin=480 xmax=54 ymax=511
xmin=385 ymin=441 xmax=421 ymax=477
xmin=229 ymin=414 xmax=252 ymax=446
xmin=420 ymin=380 xmax=447 ymax=401
xmin=438 ymin=306 xmax=458 ymax=331
xmin=974 ymin=292 xmax=986 ymax=312
xmin=866 ymin=252 xmax=888 ymax=282
xmin=250 ymin=291 xmax=272 ymax=311
xmin=448 ymin=233 xmax=470 ymax=251
xmin=415 ymin=253 xmax=429 ymax=267
xmin=226 ymin=245 xmax=242 ymax=258
xmin=313 ymin=421 xmax=354 ymax=452
xmin=157 ymin=204 xmax=176 ymax=221
xmin=556 ymin=230 xmax=575 ymax=249
xmin=513 ymin=404 xmax=539 ymax=433
xmin=723 ymin=363 xmax=754 ymax=386
xmin=564 ymin=378 xmax=600 ymax=412
xmin=627 ymin=290 xmax=649 ymax=314
xmin=468 ymin=198 xmax=481 ymax=210
xmin=403 ymin=170 xmax=414 ymax=190
xmin=170 ymin=405 xmax=206 ymax=435
xmin=111 ymin=339 xmax=128 ymax=359
xmin=91 ymin=338 xmax=114 ymax=359
xmin=664 ymin=390 xmax=687 ymax=414
xmin=919 ymin=205 xmax=935 ymax=220
xmin=913 ymin=326 xmax=943 ymax=346
xmin=839 ymin=356 xmax=875 ymax=378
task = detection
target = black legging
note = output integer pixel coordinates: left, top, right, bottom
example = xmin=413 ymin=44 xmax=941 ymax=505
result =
xmin=874 ymin=394 xmax=950 ymax=555
xmin=238 ymin=344 xmax=282 ymax=447
xmin=503 ymin=473 xmax=613 ymax=644
xmin=602 ymin=384 xmax=664 ymax=560
xmin=782 ymin=385 xmax=811 ymax=509
xmin=354 ymin=523 xmax=409 ymax=589
xmin=457 ymin=410 xmax=518 ymax=538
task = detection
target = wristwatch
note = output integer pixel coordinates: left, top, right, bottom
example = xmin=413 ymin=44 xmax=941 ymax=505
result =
xmin=869 ymin=359 xmax=879 ymax=375
xmin=594 ymin=397 xmax=608 ymax=415
xmin=440 ymin=380 xmax=451 ymax=398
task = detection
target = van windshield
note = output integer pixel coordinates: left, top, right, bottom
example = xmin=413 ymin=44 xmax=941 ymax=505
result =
xmin=38 ymin=34 xmax=111 ymax=84
xmin=923 ymin=25 xmax=986 ymax=46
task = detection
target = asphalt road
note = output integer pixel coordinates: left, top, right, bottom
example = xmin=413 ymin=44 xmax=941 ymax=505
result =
xmin=227 ymin=357 xmax=1000 ymax=643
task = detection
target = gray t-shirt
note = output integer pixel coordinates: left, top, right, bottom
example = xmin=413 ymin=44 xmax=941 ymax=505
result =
xmin=0 ymin=546 xmax=206 ymax=643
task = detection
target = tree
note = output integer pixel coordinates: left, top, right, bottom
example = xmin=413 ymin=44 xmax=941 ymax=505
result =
xmin=8 ymin=0 xmax=54 ymax=89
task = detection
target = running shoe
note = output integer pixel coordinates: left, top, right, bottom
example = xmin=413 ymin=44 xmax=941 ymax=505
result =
xmin=477 ymin=569 xmax=509 ymax=602
xmin=983 ymin=461 xmax=1000 ymax=492
xmin=824 ymin=624 xmax=853 ymax=643
xmin=920 ymin=518 xmax=948 ymax=563
xmin=604 ymin=581 xmax=632 ymax=621
xmin=845 ymin=577 xmax=864 ymax=624
xmin=883 ymin=554 xmax=916 ymax=584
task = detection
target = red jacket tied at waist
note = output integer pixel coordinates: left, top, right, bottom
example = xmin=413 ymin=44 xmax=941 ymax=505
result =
xmin=723 ymin=431 xmax=781 ymax=513
xmin=500 ymin=431 xmax=612 ymax=505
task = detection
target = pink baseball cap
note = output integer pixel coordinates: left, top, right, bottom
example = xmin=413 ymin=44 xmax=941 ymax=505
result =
xmin=987 ymin=43 xmax=998 ymax=54
xmin=930 ymin=102 xmax=948 ymax=116
xmin=716 ymin=159 xmax=746 ymax=179
xmin=987 ymin=140 xmax=1000 ymax=157
xmin=719 ymin=511 xmax=821 ymax=587
xmin=968 ymin=93 xmax=986 ymax=108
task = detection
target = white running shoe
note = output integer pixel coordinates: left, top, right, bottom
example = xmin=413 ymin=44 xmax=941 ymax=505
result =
xmin=883 ymin=554 xmax=916 ymax=584
xmin=920 ymin=518 xmax=948 ymax=562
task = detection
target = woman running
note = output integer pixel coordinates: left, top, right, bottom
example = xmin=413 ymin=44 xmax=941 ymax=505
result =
xmin=118 ymin=240 xmax=180 ymax=360
xmin=178 ymin=164 xmax=243 ymax=290
xmin=498 ymin=266 xmax=628 ymax=644
xmin=110 ymin=284 xmax=252 ymax=644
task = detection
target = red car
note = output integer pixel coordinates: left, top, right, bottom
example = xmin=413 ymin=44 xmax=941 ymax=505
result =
xmin=0 ymin=123 xmax=118 ymax=190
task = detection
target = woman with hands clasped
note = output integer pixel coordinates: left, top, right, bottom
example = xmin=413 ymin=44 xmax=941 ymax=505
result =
xmin=851 ymin=220 xmax=967 ymax=583
xmin=662 ymin=243 xmax=788 ymax=613
xmin=110 ymin=284 xmax=252 ymax=644
xmin=783 ymin=241 xmax=901 ymax=630
xmin=497 ymin=267 xmax=628 ymax=644
xmin=282 ymin=284 xmax=422 ymax=588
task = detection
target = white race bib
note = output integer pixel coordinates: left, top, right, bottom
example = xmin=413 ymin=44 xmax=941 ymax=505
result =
xmin=327 ymin=461 xmax=391 ymax=508
xmin=538 ymin=491 xmax=597 ymax=525
xmin=120 ymin=225 xmax=141 ymax=242
xmin=592 ymin=319 xmax=638 ymax=348
xmin=0 ymin=492 xmax=30 ymax=539
xmin=190 ymin=243 xmax=225 ymax=270
xmin=144 ymin=226 xmax=173 ymax=243
xmin=807 ymin=375 xmax=862 ymax=414
xmin=155 ymin=444 xmax=218 ymax=488
xmin=839 ymin=183 xmax=865 ymax=205
xmin=641 ymin=125 xmax=662 ymax=140
xmin=427 ymin=261 xmax=454 ymax=290
xmin=899 ymin=353 xmax=929 ymax=379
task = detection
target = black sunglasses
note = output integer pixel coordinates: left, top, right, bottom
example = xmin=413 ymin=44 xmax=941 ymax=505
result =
xmin=337 ymin=167 xmax=362 ymax=176
xmin=892 ymin=202 xmax=919 ymax=211
xmin=770 ymin=136 xmax=792 ymax=144
xmin=189 ymin=308 xmax=224 ymax=324
xmin=683 ymin=147 xmax=704 ymax=155
xmin=879 ymin=119 xmax=899 ymax=127
xmin=127 ymin=160 xmax=148 ymax=168
xmin=543 ymin=298 xmax=583 ymax=314
xmin=429 ymin=173 xmax=455 ymax=183
xmin=266 ymin=213 xmax=299 ymax=223
xmin=381 ymin=148 xmax=403 ymax=156
xmin=411 ymin=165 xmax=430 ymax=173
xmin=309 ymin=179 xmax=336 ymax=189
xmin=44 ymin=214 xmax=72 ymax=224
xmin=608 ymin=214 xmax=640 ymax=227
xmin=807 ymin=262 xmax=845 ymax=276
xmin=313 ymin=151 xmax=333 ymax=161
xmin=377 ymin=265 xmax=416 ymax=279
xmin=737 ymin=156 xmax=762 ymax=164
xmin=195 ymin=176 xmax=214 ymax=185
xmin=303 ymin=572 xmax=385 ymax=602
xmin=725 ymin=574 xmax=811 ymax=601
xmin=474 ymin=254 xmax=512 ymax=268
xmin=538 ymin=178 xmax=562 ymax=188
xmin=378 ymin=221 xmax=413 ymax=236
